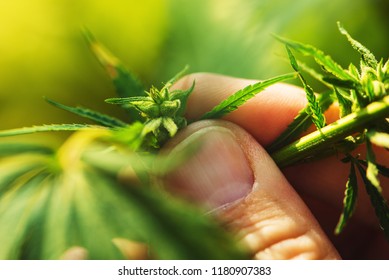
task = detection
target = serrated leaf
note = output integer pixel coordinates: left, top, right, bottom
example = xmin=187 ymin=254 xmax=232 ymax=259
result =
xmin=285 ymin=46 xmax=326 ymax=129
xmin=368 ymin=130 xmax=389 ymax=149
xmin=0 ymin=133 xmax=247 ymax=259
xmin=267 ymin=90 xmax=334 ymax=152
xmin=301 ymin=77 xmax=326 ymax=129
xmin=84 ymin=29 xmax=144 ymax=120
xmin=105 ymin=96 xmax=153 ymax=105
xmin=322 ymin=77 xmax=358 ymax=89
xmin=0 ymin=124 xmax=104 ymax=137
xmin=333 ymin=87 xmax=352 ymax=117
xmin=45 ymin=98 xmax=127 ymax=128
xmin=356 ymin=162 xmax=389 ymax=242
xmin=337 ymin=22 xmax=378 ymax=68
xmin=275 ymin=35 xmax=357 ymax=82
xmin=335 ymin=162 xmax=358 ymax=234
xmin=366 ymin=139 xmax=382 ymax=191
xmin=200 ymin=72 xmax=296 ymax=120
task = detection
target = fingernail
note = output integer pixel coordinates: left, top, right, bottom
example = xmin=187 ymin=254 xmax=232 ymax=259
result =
xmin=166 ymin=126 xmax=254 ymax=210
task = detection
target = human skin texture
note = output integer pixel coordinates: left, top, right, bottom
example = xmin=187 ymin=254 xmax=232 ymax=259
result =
xmin=166 ymin=73 xmax=389 ymax=259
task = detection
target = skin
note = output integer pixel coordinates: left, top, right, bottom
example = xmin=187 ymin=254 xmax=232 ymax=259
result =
xmin=167 ymin=73 xmax=389 ymax=259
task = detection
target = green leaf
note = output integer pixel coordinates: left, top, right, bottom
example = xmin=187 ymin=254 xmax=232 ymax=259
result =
xmin=366 ymin=139 xmax=382 ymax=191
xmin=171 ymin=80 xmax=196 ymax=116
xmin=333 ymin=87 xmax=352 ymax=117
xmin=335 ymin=162 xmax=358 ymax=234
xmin=322 ymin=77 xmax=358 ymax=89
xmin=0 ymin=142 xmax=54 ymax=156
xmin=337 ymin=22 xmax=378 ymax=68
xmin=84 ymin=29 xmax=144 ymax=120
xmin=161 ymin=65 xmax=190 ymax=91
xmin=285 ymin=46 xmax=326 ymax=129
xmin=286 ymin=46 xmax=299 ymax=71
xmin=356 ymin=162 xmax=389 ymax=242
xmin=291 ymin=58 xmax=330 ymax=87
xmin=267 ymin=90 xmax=334 ymax=152
xmin=200 ymin=72 xmax=296 ymax=120
xmin=105 ymin=96 xmax=153 ymax=105
xmin=302 ymin=77 xmax=326 ymax=129
xmin=45 ymin=98 xmax=127 ymax=128
xmin=142 ymin=118 xmax=162 ymax=137
xmin=0 ymin=124 xmax=104 ymax=137
xmin=162 ymin=118 xmax=178 ymax=137
xmin=368 ymin=130 xmax=389 ymax=149
xmin=275 ymin=35 xmax=357 ymax=82
xmin=110 ymin=122 xmax=145 ymax=151
xmin=0 ymin=134 xmax=247 ymax=259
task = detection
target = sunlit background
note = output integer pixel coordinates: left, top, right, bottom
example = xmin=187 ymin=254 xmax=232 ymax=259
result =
xmin=1 ymin=0 xmax=388 ymax=143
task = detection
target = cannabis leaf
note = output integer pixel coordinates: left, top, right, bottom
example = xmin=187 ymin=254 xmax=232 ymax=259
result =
xmin=335 ymin=160 xmax=358 ymax=235
xmin=0 ymin=124 xmax=103 ymax=137
xmin=286 ymin=46 xmax=326 ymax=129
xmin=356 ymin=162 xmax=389 ymax=241
xmin=274 ymin=35 xmax=358 ymax=83
xmin=45 ymin=98 xmax=127 ymax=128
xmin=271 ymin=23 xmax=389 ymax=240
xmin=84 ymin=30 xmax=144 ymax=98
xmin=337 ymin=22 xmax=378 ymax=68
xmin=0 ymin=132 xmax=247 ymax=259
xmin=267 ymin=91 xmax=333 ymax=152
xmin=200 ymin=72 xmax=296 ymax=120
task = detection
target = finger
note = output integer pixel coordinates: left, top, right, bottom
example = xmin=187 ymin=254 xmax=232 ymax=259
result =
xmin=173 ymin=73 xmax=389 ymax=226
xmin=163 ymin=120 xmax=340 ymax=259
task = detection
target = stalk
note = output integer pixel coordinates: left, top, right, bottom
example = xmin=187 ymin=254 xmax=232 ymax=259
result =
xmin=271 ymin=95 xmax=389 ymax=168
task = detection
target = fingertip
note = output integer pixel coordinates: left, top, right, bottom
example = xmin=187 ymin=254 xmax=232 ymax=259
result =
xmin=173 ymin=73 xmax=308 ymax=145
xmin=164 ymin=120 xmax=340 ymax=259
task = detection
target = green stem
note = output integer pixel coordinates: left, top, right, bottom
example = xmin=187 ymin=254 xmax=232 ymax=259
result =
xmin=271 ymin=95 xmax=389 ymax=168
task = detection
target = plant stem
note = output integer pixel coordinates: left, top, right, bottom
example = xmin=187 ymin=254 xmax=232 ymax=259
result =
xmin=271 ymin=95 xmax=389 ymax=168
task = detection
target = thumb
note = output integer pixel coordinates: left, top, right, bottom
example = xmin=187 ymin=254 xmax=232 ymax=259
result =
xmin=163 ymin=120 xmax=340 ymax=260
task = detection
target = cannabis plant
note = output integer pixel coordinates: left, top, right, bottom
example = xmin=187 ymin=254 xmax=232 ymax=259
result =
xmin=0 ymin=23 xmax=388 ymax=259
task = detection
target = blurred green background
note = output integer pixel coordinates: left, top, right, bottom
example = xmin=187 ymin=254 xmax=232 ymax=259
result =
xmin=1 ymin=0 xmax=388 ymax=143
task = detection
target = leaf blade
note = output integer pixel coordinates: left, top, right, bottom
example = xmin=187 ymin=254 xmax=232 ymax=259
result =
xmin=368 ymin=130 xmax=389 ymax=149
xmin=335 ymin=162 xmax=358 ymax=234
xmin=275 ymin=35 xmax=357 ymax=82
xmin=356 ymin=162 xmax=389 ymax=242
xmin=366 ymin=139 xmax=382 ymax=191
xmin=84 ymin=29 xmax=144 ymax=98
xmin=337 ymin=22 xmax=378 ymax=68
xmin=45 ymin=98 xmax=127 ymax=128
xmin=267 ymin=90 xmax=334 ymax=152
xmin=0 ymin=124 xmax=105 ymax=137
xmin=200 ymin=72 xmax=296 ymax=120
xmin=286 ymin=47 xmax=326 ymax=129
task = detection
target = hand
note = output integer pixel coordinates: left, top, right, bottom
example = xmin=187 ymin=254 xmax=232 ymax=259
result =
xmin=164 ymin=73 xmax=389 ymax=259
